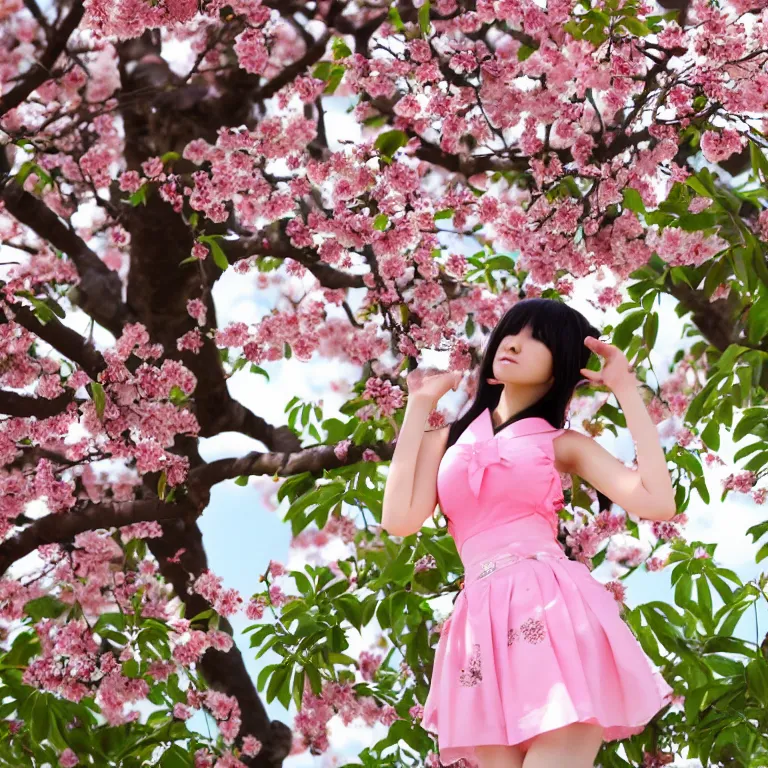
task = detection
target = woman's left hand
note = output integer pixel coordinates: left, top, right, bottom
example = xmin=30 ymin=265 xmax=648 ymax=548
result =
xmin=580 ymin=337 xmax=636 ymax=392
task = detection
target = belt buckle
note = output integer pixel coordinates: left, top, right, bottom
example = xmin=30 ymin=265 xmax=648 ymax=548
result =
xmin=479 ymin=559 xmax=496 ymax=578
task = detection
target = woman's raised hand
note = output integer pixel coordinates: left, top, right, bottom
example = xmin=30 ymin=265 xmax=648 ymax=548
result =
xmin=405 ymin=367 xmax=463 ymax=406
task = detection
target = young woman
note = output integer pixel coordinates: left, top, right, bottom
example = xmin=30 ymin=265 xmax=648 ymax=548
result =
xmin=382 ymin=298 xmax=675 ymax=768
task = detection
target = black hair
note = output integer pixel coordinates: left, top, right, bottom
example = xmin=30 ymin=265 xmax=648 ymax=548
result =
xmin=443 ymin=297 xmax=614 ymax=519
xmin=446 ymin=298 xmax=600 ymax=445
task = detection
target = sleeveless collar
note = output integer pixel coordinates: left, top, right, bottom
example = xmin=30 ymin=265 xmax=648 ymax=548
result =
xmin=475 ymin=408 xmax=558 ymax=440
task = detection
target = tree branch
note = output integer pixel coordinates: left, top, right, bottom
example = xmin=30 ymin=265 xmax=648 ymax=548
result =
xmin=191 ymin=438 xmax=396 ymax=492
xmin=0 ymin=498 xmax=185 ymax=576
xmin=0 ymin=388 xmax=75 ymax=418
xmin=215 ymin=400 xmax=304 ymax=452
xmin=223 ymin=236 xmax=366 ymax=289
xmin=0 ymin=298 xmax=107 ymax=380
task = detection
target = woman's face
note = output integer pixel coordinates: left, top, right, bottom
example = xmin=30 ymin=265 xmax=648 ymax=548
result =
xmin=491 ymin=324 xmax=554 ymax=387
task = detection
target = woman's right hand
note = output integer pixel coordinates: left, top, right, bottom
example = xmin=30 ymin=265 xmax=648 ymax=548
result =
xmin=405 ymin=367 xmax=463 ymax=406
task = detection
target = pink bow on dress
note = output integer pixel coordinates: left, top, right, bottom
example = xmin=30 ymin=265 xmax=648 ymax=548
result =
xmin=457 ymin=438 xmax=516 ymax=497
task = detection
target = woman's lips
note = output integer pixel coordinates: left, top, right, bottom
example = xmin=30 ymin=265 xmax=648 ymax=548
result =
xmin=499 ymin=358 xmax=518 ymax=364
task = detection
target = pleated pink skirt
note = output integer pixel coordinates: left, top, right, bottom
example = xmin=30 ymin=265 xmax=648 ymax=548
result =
xmin=421 ymin=518 xmax=673 ymax=767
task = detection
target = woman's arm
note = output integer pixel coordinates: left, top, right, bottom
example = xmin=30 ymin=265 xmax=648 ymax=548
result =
xmin=382 ymin=395 xmax=451 ymax=537
xmin=557 ymin=414 xmax=677 ymax=521
xmin=381 ymin=369 xmax=460 ymax=536
xmin=610 ymin=376 xmax=677 ymax=519
xmin=557 ymin=338 xmax=678 ymax=521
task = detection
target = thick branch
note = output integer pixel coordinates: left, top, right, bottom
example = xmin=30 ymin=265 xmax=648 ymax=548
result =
xmin=0 ymin=388 xmax=75 ymax=418
xmin=0 ymin=498 xmax=185 ymax=576
xmin=0 ymin=0 xmax=84 ymax=117
xmin=0 ymin=298 xmax=107 ymax=380
xmin=192 ymin=438 xmax=396 ymax=492
xmin=413 ymin=138 xmax=530 ymax=177
xmin=216 ymin=401 xmax=304 ymax=452
xmin=223 ymin=236 xmax=365 ymax=289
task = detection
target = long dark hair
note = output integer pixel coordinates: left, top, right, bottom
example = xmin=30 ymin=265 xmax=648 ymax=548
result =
xmin=444 ymin=297 xmax=614 ymax=515
xmin=446 ymin=298 xmax=599 ymax=446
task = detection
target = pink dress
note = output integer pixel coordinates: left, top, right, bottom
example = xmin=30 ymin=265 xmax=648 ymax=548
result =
xmin=421 ymin=409 xmax=673 ymax=767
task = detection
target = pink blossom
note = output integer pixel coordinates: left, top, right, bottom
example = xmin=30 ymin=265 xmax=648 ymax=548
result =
xmin=700 ymin=128 xmax=745 ymax=163
xmin=245 ymin=597 xmax=267 ymax=620
xmin=694 ymin=546 xmax=710 ymax=559
xmin=187 ymin=298 xmax=208 ymax=326
xmin=359 ymin=650 xmax=383 ymax=681
xmin=604 ymin=580 xmax=627 ymax=604
xmin=241 ymin=735 xmax=263 ymax=757
xmin=173 ymin=703 xmax=193 ymax=720
xmin=207 ymin=629 xmax=234 ymax=652
xmin=59 ymin=748 xmax=79 ymax=767
xmin=234 ymin=28 xmax=269 ymax=75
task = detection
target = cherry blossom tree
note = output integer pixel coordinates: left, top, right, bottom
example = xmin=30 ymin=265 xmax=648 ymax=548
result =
xmin=1 ymin=0 xmax=768 ymax=766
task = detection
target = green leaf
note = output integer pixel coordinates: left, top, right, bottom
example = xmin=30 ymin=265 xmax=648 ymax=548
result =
xmin=324 ymin=64 xmax=346 ymax=94
xmin=622 ymin=187 xmax=647 ymax=214
xmin=332 ymin=37 xmax=352 ymax=59
xmin=15 ymin=160 xmax=53 ymax=192
xmin=675 ymin=572 xmax=694 ymax=608
xmin=249 ymin=364 xmax=270 ymax=380
xmin=336 ymin=594 xmax=363 ymax=631
xmin=199 ymin=236 xmax=229 ymax=271
xmin=27 ymin=296 xmax=55 ymax=324
xmin=387 ymin=6 xmax=405 ymax=32
xmin=747 ymin=297 xmax=768 ymax=344
xmin=24 ymin=596 xmax=66 ymax=622
xmin=374 ymin=129 xmax=408 ymax=161
xmin=418 ymin=0 xmax=431 ymax=35
xmin=160 ymin=743 xmax=193 ymax=768
xmin=373 ymin=213 xmax=388 ymax=230
xmin=749 ymin=139 xmax=768 ymax=182
xmin=700 ymin=418 xmax=720 ymax=451
xmin=90 ymin=381 xmax=106 ymax=419
xmin=292 ymin=570 xmax=313 ymax=597
xmin=697 ymin=576 xmax=714 ymax=628
xmin=292 ymin=667 xmax=306 ymax=711
xmin=620 ymin=15 xmax=652 ymax=35
xmin=94 ymin=612 xmax=127 ymax=633
xmin=122 ymin=658 xmax=140 ymax=678
xmin=517 ymin=44 xmax=536 ymax=61
xmin=313 ymin=61 xmax=332 ymax=80
xmin=266 ymin=663 xmax=291 ymax=703
xmin=128 ymin=184 xmax=149 ymax=206
xmin=169 ymin=384 xmax=189 ymax=405
xmin=613 ymin=310 xmax=645 ymax=349
xmin=746 ymin=658 xmax=768 ymax=706
xmin=30 ymin=693 xmax=50 ymax=744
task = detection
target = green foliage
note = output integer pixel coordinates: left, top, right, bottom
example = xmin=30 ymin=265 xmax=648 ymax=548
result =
xmin=197 ymin=234 xmax=230 ymax=271
xmin=374 ymin=130 xmax=409 ymax=163
xmin=312 ymin=60 xmax=347 ymax=94
xmin=0 ymin=613 xmax=237 ymax=766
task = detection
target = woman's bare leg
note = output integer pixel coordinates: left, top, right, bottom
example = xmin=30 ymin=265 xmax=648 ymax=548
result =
xmin=522 ymin=723 xmax=603 ymax=768
xmin=475 ymin=744 xmax=525 ymax=768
